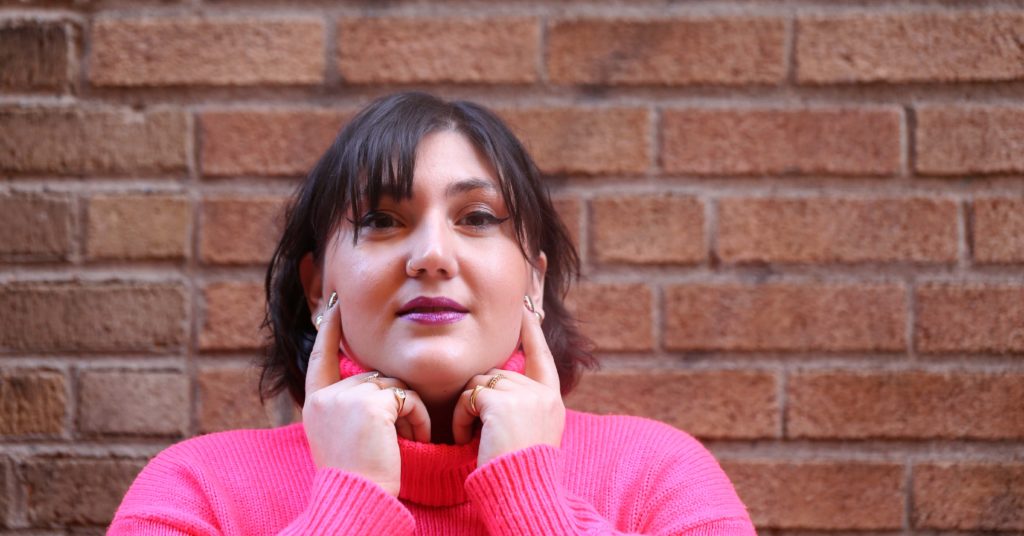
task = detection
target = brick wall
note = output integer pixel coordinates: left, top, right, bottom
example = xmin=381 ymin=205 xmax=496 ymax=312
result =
xmin=2 ymin=1 xmax=1023 ymax=533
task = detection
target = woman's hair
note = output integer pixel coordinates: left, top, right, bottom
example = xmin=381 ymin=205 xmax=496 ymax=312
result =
xmin=260 ymin=91 xmax=596 ymax=406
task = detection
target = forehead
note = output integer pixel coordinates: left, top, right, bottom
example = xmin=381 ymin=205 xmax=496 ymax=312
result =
xmin=411 ymin=131 xmax=499 ymax=192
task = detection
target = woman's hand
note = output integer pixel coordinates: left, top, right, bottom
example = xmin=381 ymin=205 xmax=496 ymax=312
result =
xmin=302 ymin=300 xmax=432 ymax=497
xmin=451 ymin=300 xmax=566 ymax=467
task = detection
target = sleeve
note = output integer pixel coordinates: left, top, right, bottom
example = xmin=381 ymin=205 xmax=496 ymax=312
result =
xmin=107 ymin=449 xmax=415 ymax=536
xmin=463 ymin=428 xmax=756 ymax=535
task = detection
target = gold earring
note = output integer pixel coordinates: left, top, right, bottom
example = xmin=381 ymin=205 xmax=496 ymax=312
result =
xmin=327 ymin=291 xmax=338 ymax=309
xmin=523 ymin=295 xmax=536 ymax=312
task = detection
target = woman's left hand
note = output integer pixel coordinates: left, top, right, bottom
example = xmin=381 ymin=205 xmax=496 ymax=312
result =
xmin=452 ymin=299 xmax=566 ymax=467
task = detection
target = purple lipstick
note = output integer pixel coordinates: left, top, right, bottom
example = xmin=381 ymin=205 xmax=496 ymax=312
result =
xmin=397 ymin=296 xmax=469 ymax=325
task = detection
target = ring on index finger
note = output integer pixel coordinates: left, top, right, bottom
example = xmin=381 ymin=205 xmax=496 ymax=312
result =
xmin=486 ymin=373 xmax=505 ymax=389
xmin=391 ymin=387 xmax=406 ymax=415
xmin=469 ymin=385 xmax=486 ymax=416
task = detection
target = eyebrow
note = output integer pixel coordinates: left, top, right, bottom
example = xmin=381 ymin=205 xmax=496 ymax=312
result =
xmin=446 ymin=177 xmax=498 ymax=198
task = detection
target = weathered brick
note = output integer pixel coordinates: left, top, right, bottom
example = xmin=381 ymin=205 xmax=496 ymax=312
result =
xmin=724 ymin=461 xmax=904 ymax=530
xmin=551 ymin=196 xmax=582 ymax=249
xmin=566 ymin=283 xmax=652 ymax=352
xmin=0 ymin=19 xmax=71 ymax=91
xmin=78 ymin=370 xmax=188 ymax=436
xmin=500 ymin=108 xmax=650 ymax=175
xmin=566 ymin=370 xmax=778 ymax=439
xmin=916 ymin=283 xmax=1024 ymax=353
xmin=665 ymin=283 xmax=905 ymax=352
xmin=661 ymin=108 xmax=901 ymax=176
xmin=200 ymin=109 xmax=351 ymax=177
xmin=200 ymin=196 xmax=286 ymax=265
xmin=974 ymin=197 xmax=1024 ymax=264
xmin=788 ymin=370 xmax=1024 ymax=439
xmin=548 ymin=18 xmax=785 ymax=86
xmin=200 ymin=281 xmax=266 ymax=351
xmin=90 ymin=17 xmax=324 ymax=86
xmin=0 ymin=369 xmax=66 ymax=437
xmin=86 ymin=194 xmax=190 ymax=260
xmin=914 ymin=463 xmax=1024 ymax=531
xmin=198 ymin=366 xmax=270 ymax=433
xmin=0 ymin=282 xmax=187 ymax=353
xmin=798 ymin=12 xmax=1024 ymax=84
xmin=718 ymin=197 xmax=958 ymax=264
xmin=339 ymin=18 xmax=538 ymax=84
xmin=916 ymin=106 xmax=1024 ymax=175
xmin=0 ymin=191 xmax=72 ymax=260
xmin=0 ymin=456 xmax=8 ymax=527
xmin=22 ymin=457 xmax=146 ymax=526
xmin=591 ymin=194 xmax=705 ymax=265
xmin=0 ymin=108 xmax=187 ymax=175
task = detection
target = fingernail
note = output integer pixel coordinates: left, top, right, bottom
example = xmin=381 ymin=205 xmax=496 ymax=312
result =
xmin=327 ymin=291 xmax=338 ymax=309
xmin=523 ymin=295 xmax=536 ymax=312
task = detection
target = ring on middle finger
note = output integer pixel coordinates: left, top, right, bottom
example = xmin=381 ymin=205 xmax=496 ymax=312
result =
xmin=486 ymin=373 xmax=504 ymax=389
xmin=391 ymin=387 xmax=406 ymax=415
xmin=362 ymin=371 xmax=381 ymax=385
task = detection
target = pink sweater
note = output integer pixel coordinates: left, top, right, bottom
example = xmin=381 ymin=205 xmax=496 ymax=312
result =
xmin=109 ymin=409 xmax=755 ymax=535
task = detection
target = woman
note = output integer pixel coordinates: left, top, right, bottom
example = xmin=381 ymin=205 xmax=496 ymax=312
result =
xmin=110 ymin=92 xmax=755 ymax=535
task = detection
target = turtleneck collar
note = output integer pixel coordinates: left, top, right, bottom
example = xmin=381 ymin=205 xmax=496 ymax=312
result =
xmin=335 ymin=350 xmax=527 ymax=506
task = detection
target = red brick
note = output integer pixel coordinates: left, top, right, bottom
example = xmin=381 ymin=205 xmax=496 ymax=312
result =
xmin=200 ymin=281 xmax=266 ymax=351
xmin=0 ymin=456 xmax=8 ymax=527
xmin=566 ymin=370 xmax=778 ymax=439
xmin=86 ymin=194 xmax=190 ymax=260
xmin=798 ymin=12 xmax=1024 ymax=84
xmin=724 ymin=461 xmax=904 ymax=530
xmin=0 ymin=108 xmax=187 ymax=175
xmin=591 ymin=194 xmax=705 ymax=265
xmin=0 ymin=369 xmax=66 ymax=437
xmin=198 ymin=366 xmax=270 ymax=433
xmin=914 ymin=463 xmax=1024 ymax=530
xmin=201 ymin=109 xmax=351 ymax=177
xmin=661 ymin=108 xmax=901 ymax=176
xmin=0 ymin=282 xmax=187 ymax=353
xmin=566 ymin=283 xmax=652 ymax=351
xmin=90 ymin=17 xmax=324 ymax=86
xmin=500 ymin=108 xmax=650 ymax=176
xmin=665 ymin=283 xmax=905 ymax=352
xmin=548 ymin=18 xmax=785 ymax=86
xmin=78 ymin=370 xmax=188 ymax=436
xmin=719 ymin=197 xmax=958 ymax=264
xmin=916 ymin=283 xmax=1024 ymax=353
xmin=0 ymin=191 xmax=72 ymax=260
xmin=916 ymin=106 xmax=1024 ymax=175
xmin=339 ymin=18 xmax=538 ymax=84
xmin=0 ymin=19 xmax=72 ymax=91
xmin=974 ymin=197 xmax=1024 ymax=263
xmin=22 ymin=457 xmax=146 ymax=526
xmin=199 ymin=196 xmax=287 ymax=265
xmin=551 ymin=196 xmax=582 ymax=249
xmin=788 ymin=370 xmax=1024 ymax=439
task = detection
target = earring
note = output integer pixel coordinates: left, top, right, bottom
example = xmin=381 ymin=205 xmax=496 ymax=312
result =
xmin=315 ymin=314 xmax=325 ymax=329
xmin=327 ymin=291 xmax=338 ymax=309
xmin=523 ymin=295 xmax=536 ymax=312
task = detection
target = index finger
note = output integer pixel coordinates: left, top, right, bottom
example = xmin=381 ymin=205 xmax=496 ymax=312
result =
xmin=520 ymin=303 xmax=560 ymax=391
xmin=305 ymin=303 xmax=342 ymax=394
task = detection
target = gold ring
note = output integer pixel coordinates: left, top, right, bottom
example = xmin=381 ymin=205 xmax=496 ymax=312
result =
xmin=486 ymin=373 xmax=504 ymax=389
xmin=362 ymin=371 xmax=381 ymax=384
xmin=391 ymin=387 xmax=406 ymax=415
xmin=469 ymin=385 xmax=485 ymax=416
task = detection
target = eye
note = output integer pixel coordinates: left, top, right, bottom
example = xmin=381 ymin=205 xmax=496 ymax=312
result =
xmin=459 ymin=210 xmax=508 ymax=230
xmin=359 ymin=211 xmax=398 ymax=230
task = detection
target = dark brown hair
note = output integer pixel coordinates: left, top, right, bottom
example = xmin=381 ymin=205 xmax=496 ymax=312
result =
xmin=260 ymin=91 xmax=595 ymax=406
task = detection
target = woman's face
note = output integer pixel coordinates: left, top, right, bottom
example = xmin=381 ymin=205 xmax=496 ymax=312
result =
xmin=313 ymin=130 xmax=545 ymax=401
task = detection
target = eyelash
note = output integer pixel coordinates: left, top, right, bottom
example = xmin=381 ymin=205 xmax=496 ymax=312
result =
xmin=351 ymin=210 xmax=509 ymax=233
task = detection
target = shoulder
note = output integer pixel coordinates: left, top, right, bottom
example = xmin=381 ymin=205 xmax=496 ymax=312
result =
xmin=143 ymin=424 xmax=310 ymax=480
xmin=563 ymin=409 xmax=710 ymax=459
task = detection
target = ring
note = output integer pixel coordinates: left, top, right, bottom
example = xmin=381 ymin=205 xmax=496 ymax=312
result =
xmin=362 ymin=371 xmax=381 ymax=384
xmin=469 ymin=385 xmax=485 ymax=416
xmin=486 ymin=373 xmax=505 ymax=389
xmin=391 ymin=387 xmax=406 ymax=415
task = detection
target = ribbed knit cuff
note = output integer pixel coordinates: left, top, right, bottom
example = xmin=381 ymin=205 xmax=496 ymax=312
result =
xmin=280 ymin=468 xmax=414 ymax=535
xmin=464 ymin=445 xmax=580 ymax=535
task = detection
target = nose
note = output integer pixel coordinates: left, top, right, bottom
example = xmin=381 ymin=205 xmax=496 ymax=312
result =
xmin=405 ymin=214 xmax=458 ymax=279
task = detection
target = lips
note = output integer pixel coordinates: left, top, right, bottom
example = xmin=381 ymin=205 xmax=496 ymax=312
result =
xmin=397 ymin=296 xmax=469 ymax=317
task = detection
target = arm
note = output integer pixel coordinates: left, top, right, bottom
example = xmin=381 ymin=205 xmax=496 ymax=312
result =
xmin=464 ymin=429 xmax=756 ymax=535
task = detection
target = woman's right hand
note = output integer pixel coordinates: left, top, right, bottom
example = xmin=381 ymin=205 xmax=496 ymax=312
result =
xmin=302 ymin=299 xmax=431 ymax=497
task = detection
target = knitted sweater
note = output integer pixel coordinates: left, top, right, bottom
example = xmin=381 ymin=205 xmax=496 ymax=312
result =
xmin=109 ymin=409 xmax=755 ymax=535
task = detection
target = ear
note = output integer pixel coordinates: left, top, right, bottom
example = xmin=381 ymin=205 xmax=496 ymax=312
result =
xmin=528 ymin=251 xmax=548 ymax=311
xmin=299 ymin=252 xmax=324 ymax=322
